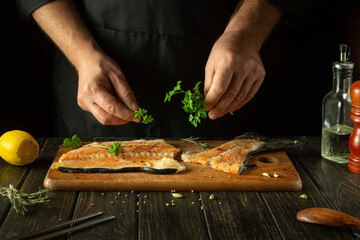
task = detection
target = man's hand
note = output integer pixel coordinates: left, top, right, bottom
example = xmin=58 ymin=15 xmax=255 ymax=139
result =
xmin=77 ymin=53 xmax=140 ymax=125
xmin=32 ymin=0 xmax=140 ymax=125
xmin=204 ymin=31 xmax=265 ymax=120
xmin=204 ymin=0 xmax=283 ymax=120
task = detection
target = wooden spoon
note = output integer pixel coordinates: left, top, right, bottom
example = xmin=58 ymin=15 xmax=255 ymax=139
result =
xmin=297 ymin=208 xmax=360 ymax=229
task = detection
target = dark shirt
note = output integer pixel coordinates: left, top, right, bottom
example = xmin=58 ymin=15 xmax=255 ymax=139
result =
xmin=17 ymin=0 xmax=316 ymax=20
xmin=15 ymin=0 xmax=313 ymax=138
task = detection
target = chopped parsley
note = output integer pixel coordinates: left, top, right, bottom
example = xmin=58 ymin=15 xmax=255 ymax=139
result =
xmin=63 ymin=135 xmax=81 ymax=149
xmin=134 ymin=108 xmax=154 ymax=124
xmin=165 ymin=81 xmax=208 ymax=127
xmin=109 ymin=142 xmax=122 ymax=156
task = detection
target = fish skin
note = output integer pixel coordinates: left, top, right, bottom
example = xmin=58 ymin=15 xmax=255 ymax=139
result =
xmin=57 ymin=167 xmax=179 ymax=174
xmin=54 ymin=139 xmax=186 ymax=174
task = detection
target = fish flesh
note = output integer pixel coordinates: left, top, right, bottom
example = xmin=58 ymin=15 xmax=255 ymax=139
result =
xmin=182 ymin=139 xmax=264 ymax=174
xmin=52 ymin=139 xmax=185 ymax=174
xmin=181 ymin=134 xmax=304 ymax=174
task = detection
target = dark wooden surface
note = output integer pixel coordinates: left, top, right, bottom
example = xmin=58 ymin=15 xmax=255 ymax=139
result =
xmin=0 ymin=137 xmax=359 ymax=240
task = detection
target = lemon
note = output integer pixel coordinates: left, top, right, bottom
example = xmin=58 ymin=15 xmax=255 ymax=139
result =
xmin=0 ymin=130 xmax=39 ymax=166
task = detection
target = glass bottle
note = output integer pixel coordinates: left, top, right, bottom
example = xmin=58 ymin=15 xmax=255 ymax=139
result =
xmin=321 ymin=44 xmax=354 ymax=163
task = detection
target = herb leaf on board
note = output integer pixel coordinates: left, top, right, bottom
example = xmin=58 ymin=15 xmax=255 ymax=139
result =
xmin=109 ymin=142 xmax=122 ymax=156
xmin=63 ymin=134 xmax=81 ymax=149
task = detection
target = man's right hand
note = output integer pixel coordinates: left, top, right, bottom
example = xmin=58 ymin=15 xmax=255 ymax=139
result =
xmin=77 ymin=53 xmax=140 ymax=125
xmin=32 ymin=0 xmax=140 ymax=125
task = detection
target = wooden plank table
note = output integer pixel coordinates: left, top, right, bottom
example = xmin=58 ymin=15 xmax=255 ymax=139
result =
xmin=0 ymin=137 xmax=359 ymax=240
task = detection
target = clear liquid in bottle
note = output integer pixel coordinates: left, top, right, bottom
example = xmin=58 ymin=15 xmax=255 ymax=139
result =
xmin=321 ymin=124 xmax=353 ymax=163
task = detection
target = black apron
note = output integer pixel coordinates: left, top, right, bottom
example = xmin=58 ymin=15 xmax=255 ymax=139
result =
xmin=53 ymin=0 xmax=287 ymax=138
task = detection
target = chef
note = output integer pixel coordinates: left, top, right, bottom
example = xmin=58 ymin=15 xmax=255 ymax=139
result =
xmin=17 ymin=0 xmax=293 ymax=138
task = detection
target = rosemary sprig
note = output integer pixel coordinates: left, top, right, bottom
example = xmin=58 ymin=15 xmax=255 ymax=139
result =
xmin=181 ymin=136 xmax=208 ymax=149
xmin=0 ymin=184 xmax=50 ymax=215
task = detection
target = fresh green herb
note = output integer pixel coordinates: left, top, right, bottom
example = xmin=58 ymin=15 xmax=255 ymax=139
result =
xmin=134 ymin=108 xmax=154 ymax=124
xmin=164 ymin=80 xmax=183 ymax=102
xmin=181 ymin=136 xmax=208 ymax=149
xmin=165 ymin=81 xmax=208 ymax=127
xmin=63 ymin=134 xmax=81 ymax=149
xmin=109 ymin=142 xmax=122 ymax=156
xmin=0 ymin=184 xmax=50 ymax=215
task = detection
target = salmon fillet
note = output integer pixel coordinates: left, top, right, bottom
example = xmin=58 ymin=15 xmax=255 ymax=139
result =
xmin=181 ymin=139 xmax=265 ymax=174
xmin=52 ymin=139 xmax=185 ymax=174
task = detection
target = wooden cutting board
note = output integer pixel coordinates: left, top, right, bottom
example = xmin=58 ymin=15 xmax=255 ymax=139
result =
xmin=43 ymin=140 xmax=302 ymax=191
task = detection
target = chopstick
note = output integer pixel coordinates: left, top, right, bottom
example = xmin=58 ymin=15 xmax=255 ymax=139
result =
xmin=32 ymin=215 xmax=115 ymax=240
xmin=9 ymin=212 xmax=114 ymax=240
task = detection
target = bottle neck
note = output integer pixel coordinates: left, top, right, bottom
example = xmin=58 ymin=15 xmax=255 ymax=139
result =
xmin=333 ymin=68 xmax=353 ymax=92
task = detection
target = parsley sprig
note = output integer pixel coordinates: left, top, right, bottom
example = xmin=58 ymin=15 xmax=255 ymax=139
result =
xmin=63 ymin=135 xmax=81 ymax=149
xmin=164 ymin=80 xmax=184 ymax=102
xmin=109 ymin=142 xmax=122 ymax=156
xmin=134 ymin=108 xmax=154 ymax=124
xmin=165 ymin=81 xmax=208 ymax=127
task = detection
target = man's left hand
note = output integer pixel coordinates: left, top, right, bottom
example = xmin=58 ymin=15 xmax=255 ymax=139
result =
xmin=204 ymin=31 xmax=266 ymax=120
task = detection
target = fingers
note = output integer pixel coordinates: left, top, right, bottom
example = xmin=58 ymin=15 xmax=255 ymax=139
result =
xmin=78 ymin=85 xmax=136 ymax=125
xmin=206 ymin=62 xmax=265 ymax=120
xmin=76 ymin=52 xmax=145 ymax=125
xmin=93 ymin=87 xmax=135 ymax=121
xmin=87 ymin=102 xmax=129 ymax=125
xmin=204 ymin=60 xmax=215 ymax=96
xmin=108 ymin=71 xmax=139 ymax=111
xmin=228 ymin=78 xmax=263 ymax=113
xmin=77 ymin=59 xmax=142 ymax=125
xmin=205 ymin=66 xmax=233 ymax=113
xmin=204 ymin=30 xmax=268 ymax=120
xmin=207 ymin=72 xmax=245 ymax=119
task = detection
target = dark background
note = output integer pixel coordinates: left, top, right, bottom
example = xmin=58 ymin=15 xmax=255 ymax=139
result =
xmin=1 ymin=0 xmax=359 ymax=138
